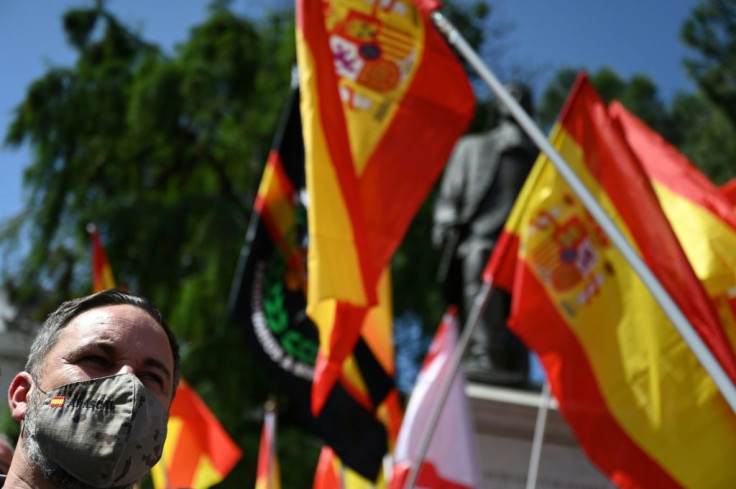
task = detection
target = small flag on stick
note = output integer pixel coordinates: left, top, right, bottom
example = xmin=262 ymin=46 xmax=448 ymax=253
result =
xmin=255 ymin=402 xmax=281 ymax=489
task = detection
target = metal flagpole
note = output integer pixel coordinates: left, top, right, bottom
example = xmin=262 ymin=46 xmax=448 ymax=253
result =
xmin=429 ymin=9 xmax=736 ymax=416
xmin=402 ymin=282 xmax=494 ymax=489
xmin=526 ymin=382 xmax=552 ymax=489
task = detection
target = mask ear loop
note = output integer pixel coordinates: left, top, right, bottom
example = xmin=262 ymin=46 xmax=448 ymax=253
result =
xmin=31 ymin=375 xmax=48 ymax=396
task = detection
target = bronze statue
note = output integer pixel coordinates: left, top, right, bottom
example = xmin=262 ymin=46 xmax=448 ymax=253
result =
xmin=432 ymin=82 xmax=537 ymax=386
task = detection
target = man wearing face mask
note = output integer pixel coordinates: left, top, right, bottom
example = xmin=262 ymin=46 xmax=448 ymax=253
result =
xmin=2 ymin=289 xmax=180 ymax=489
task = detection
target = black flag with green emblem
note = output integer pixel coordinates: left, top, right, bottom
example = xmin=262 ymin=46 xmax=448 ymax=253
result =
xmin=228 ymin=87 xmax=393 ymax=480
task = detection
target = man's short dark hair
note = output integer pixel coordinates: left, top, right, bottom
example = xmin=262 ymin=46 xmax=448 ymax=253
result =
xmin=25 ymin=289 xmax=181 ymax=396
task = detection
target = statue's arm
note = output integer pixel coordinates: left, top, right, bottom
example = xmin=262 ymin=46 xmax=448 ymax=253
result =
xmin=432 ymin=138 xmax=470 ymax=248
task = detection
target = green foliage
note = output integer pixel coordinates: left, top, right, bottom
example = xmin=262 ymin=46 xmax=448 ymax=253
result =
xmin=670 ymin=91 xmax=736 ymax=185
xmin=681 ymin=0 xmax=736 ymax=129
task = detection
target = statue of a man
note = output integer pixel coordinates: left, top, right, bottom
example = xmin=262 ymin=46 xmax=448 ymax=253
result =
xmin=432 ymin=82 xmax=537 ymax=386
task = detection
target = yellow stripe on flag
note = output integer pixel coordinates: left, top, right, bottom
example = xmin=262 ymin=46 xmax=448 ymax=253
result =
xmin=298 ymin=32 xmax=368 ymax=307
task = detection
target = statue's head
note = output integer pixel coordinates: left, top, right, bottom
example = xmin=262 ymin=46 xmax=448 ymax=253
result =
xmin=493 ymin=82 xmax=533 ymax=122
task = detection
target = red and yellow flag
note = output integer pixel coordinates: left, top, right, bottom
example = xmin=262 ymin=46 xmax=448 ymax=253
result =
xmin=295 ymin=0 xmax=474 ymax=413
xmin=88 ymin=224 xmax=116 ymax=292
xmin=484 ymin=74 xmax=736 ymax=488
xmin=312 ymin=446 xmax=387 ymax=489
xmin=151 ymin=381 xmax=242 ymax=489
xmin=255 ymin=409 xmax=281 ymax=489
xmin=611 ymin=102 xmax=736 ymax=358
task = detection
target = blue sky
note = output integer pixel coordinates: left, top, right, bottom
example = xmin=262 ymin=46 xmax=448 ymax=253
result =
xmin=0 ymin=0 xmax=701 ymax=225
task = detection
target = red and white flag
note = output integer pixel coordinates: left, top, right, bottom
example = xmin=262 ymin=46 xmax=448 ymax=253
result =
xmin=390 ymin=307 xmax=481 ymax=489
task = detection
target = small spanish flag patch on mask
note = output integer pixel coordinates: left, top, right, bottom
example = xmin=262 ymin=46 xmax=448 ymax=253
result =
xmin=50 ymin=396 xmax=66 ymax=408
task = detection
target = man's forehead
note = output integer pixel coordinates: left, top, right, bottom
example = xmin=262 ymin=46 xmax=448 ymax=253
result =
xmin=66 ymin=304 xmax=157 ymax=330
xmin=54 ymin=305 xmax=172 ymax=361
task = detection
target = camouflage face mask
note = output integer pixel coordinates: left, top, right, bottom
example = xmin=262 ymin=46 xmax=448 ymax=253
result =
xmin=34 ymin=373 xmax=168 ymax=488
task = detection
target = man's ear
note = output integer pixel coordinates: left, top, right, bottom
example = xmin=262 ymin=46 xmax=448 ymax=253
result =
xmin=8 ymin=372 xmax=33 ymax=421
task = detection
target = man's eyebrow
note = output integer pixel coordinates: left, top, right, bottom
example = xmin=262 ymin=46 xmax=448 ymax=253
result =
xmin=66 ymin=341 xmax=116 ymax=358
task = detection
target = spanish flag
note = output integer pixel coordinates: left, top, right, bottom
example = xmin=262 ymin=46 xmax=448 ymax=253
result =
xmin=88 ymin=223 xmax=116 ymax=292
xmin=295 ymin=0 xmax=474 ymax=413
xmin=484 ymin=73 xmax=736 ymax=488
xmin=611 ymin=102 xmax=736 ymax=360
xmin=151 ymin=381 xmax=242 ymax=489
xmin=255 ymin=408 xmax=281 ymax=489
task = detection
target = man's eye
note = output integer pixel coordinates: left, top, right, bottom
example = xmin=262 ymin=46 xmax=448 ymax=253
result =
xmin=140 ymin=372 xmax=165 ymax=389
xmin=80 ymin=355 xmax=109 ymax=366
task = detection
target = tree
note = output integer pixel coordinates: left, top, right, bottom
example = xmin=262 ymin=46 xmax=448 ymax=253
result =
xmin=669 ymin=90 xmax=736 ymax=185
xmin=681 ymin=0 xmax=736 ymax=130
xmin=679 ymin=0 xmax=736 ymax=184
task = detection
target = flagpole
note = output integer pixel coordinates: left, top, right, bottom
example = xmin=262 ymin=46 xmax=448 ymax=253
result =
xmin=403 ymin=282 xmax=493 ymax=489
xmin=525 ymin=382 xmax=551 ymax=489
xmin=429 ymin=10 xmax=736 ymax=415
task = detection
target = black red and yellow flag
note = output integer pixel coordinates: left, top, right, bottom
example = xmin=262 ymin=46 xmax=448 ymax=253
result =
xmin=229 ymin=87 xmax=401 ymax=480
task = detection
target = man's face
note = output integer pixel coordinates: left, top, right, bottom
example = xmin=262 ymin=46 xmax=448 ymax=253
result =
xmin=20 ymin=304 xmax=174 ymax=489
xmin=38 ymin=304 xmax=175 ymax=408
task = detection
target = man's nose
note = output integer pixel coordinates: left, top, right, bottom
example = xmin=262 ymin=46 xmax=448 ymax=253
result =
xmin=117 ymin=365 xmax=135 ymax=375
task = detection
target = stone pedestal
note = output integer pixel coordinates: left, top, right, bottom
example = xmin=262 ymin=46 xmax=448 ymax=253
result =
xmin=467 ymin=382 xmax=615 ymax=489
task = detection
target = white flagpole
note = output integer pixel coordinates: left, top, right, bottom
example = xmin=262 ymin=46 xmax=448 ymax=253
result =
xmin=429 ymin=9 xmax=736 ymax=416
xmin=526 ymin=382 xmax=552 ymax=489
xmin=403 ymin=282 xmax=493 ymax=489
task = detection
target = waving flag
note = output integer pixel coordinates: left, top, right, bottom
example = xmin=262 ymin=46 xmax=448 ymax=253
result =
xmin=312 ymin=446 xmax=388 ymax=489
xmin=88 ymin=223 xmax=116 ymax=292
xmin=229 ymin=87 xmax=402 ymax=480
xmin=611 ymin=102 xmax=736 ymax=355
xmin=295 ymin=0 xmax=474 ymax=412
xmin=484 ymin=73 xmax=736 ymax=488
xmin=255 ymin=409 xmax=281 ymax=489
xmin=313 ymin=447 xmax=343 ymax=489
xmin=151 ymin=381 xmax=242 ymax=489
xmin=390 ymin=308 xmax=480 ymax=489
